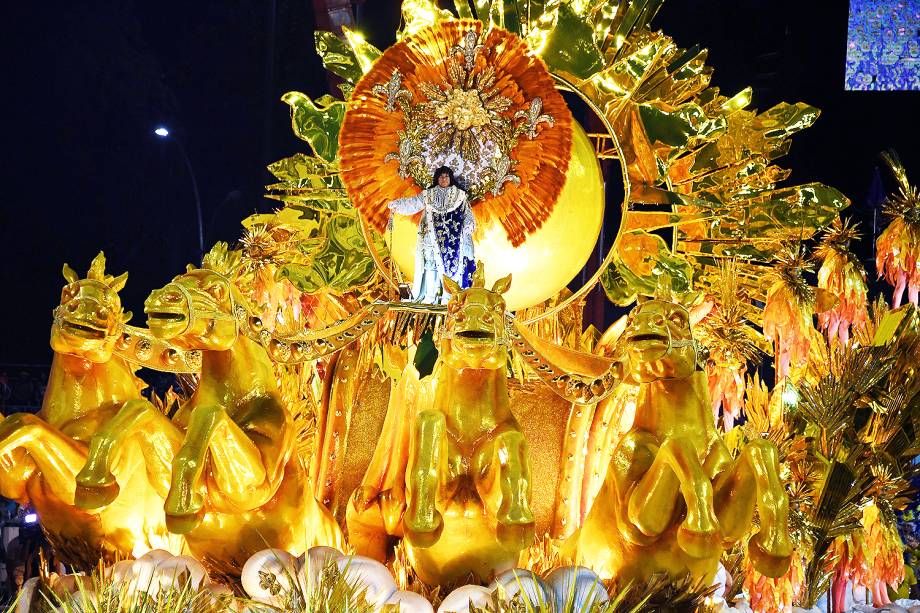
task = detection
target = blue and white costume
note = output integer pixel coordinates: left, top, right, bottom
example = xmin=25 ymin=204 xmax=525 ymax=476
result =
xmin=388 ymin=185 xmax=476 ymax=303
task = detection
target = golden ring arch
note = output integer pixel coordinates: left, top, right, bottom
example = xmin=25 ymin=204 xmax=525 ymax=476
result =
xmin=356 ymin=73 xmax=632 ymax=326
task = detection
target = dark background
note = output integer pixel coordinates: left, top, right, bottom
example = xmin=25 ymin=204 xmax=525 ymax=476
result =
xmin=2 ymin=1 xmax=918 ymax=366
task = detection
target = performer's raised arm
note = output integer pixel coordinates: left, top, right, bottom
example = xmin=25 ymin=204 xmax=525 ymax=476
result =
xmin=387 ymin=193 xmax=426 ymax=215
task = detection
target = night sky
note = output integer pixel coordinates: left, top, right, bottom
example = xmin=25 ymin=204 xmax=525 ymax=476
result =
xmin=2 ymin=1 xmax=918 ymax=365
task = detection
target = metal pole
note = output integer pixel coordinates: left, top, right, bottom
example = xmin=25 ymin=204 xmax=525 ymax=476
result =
xmin=173 ymin=139 xmax=204 ymax=260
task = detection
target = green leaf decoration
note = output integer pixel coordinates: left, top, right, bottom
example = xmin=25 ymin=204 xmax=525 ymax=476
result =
xmin=281 ymin=92 xmax=346 ymax=162
xmin=601 ymin=231 xmax=694 ymax=305
xmin=537 ymin=3 xmax=604 ymax=79
xmin=314 ymin=31 xmax=364 ymax=84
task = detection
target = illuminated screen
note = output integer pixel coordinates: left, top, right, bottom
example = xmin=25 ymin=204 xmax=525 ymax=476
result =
xmin=845 ymin=0 xmax=920 ymax=90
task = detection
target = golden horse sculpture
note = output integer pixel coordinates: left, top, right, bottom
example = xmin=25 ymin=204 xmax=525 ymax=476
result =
xmin=349 ymin=265 xmax=536 ymax=585
xmin=76 ymin=244 xmax=342 ymax=563
xmin=0 ymin=254 xmax=182 ymax=561
xmin=567 ymin=298 xmax=793 ymax=582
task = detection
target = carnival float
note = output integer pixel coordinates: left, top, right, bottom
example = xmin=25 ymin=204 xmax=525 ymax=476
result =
xmin=2 ymin=1 xmax=920 ymax=612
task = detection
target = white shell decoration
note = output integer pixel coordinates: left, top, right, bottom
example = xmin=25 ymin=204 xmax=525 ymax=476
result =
xmin=710 ymin=563 xmax=729 ymax=601
xmin=385 ymin=590 xmax=436 ymax=612
xmin=545 ymin=566 xmax=608 ymax=610
xmin=335 ymin=555 xmax=397 ymax=608
xmin=126 ymin=554 xmax=161 ymax=595
xmin=437 ymin=585 xmax=493 ymax=612
xmin=154 ymin=554 xmax=209 ymax=591
xmin=490 ymin=568 xmax=552 ymax=609
xmin=724 ymin=599 xmax=753 ymax=613
xmin=101 ymin=552 xmax=213 ymax=598
xmin=136 ymin=548 xmax=174 ymax=565
xmin=202 ymin=582 xmax=235 ymax=608
xmin=298 ymin=545 xmax=344 ymax=589
xmin=16 ymin=577 xmax=40 ymax=613
xmin=48 ymin=573 xmax=90 ymax=596
xmin=241 ymin=548 xmax=299 ymax=605
xmin=109 ymin=560 xmax=135 ymax=584
xmin=53 ymin=589 xmax=98 ymax=613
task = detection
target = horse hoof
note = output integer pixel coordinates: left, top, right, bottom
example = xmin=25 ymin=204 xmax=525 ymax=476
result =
xmin=166 ymin=509 xmax=205 ymax=534
xmin=404 ymin=526 xmax=442 ymax=549
xmin=74 ymin=480 xmax=120 ymax=510
xmin=403 ymin=509 xmax=443 ymax=549
xmin=164 ymin=487 xmax=204 ymax=531
xmin=351 ymin=485 xmax=379 ymax=512
xmin=676 ymin=525 xmax=721 ymax=559
xmin=619 ymin=521 xmax=658 ymax=547
xmin=496 ymin=523 xmax=533 ymax=551
xmin=748 ymin=532 xmax=792 ymax=578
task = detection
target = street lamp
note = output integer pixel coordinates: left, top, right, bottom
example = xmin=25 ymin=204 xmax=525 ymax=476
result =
xmin=154 ymin=126 xmax=204 ymax=259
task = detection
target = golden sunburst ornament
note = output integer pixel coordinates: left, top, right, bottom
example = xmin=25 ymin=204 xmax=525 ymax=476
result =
xmin=240 ymin=224 xmax=289 ymax=273
xmin=286 ymin=0 xmax=849 ymax=320
xmin=339 ymin=20 xmax=573 ymax=247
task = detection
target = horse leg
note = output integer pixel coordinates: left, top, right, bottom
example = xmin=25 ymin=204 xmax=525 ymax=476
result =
xmin=404 ymin=409 xmax=446 ymax=548
xmin=0 ymin=448 xmax=35 ymax=503
xmin=164 ymin=404 xmax=267 ymax=533
xmin=75 ymin=399 xmax=182 ymax=509
xmin=474 ymin=428 xmax=535 ymax=551
xmin=714 ymin=438 xmax=791 ymax=578
xmin=628 ymin=437 xmax=720 ymax=558
xmin=474 ymin=429 xmax=534 ymax=527
xmin=0 ymin=413 xmax=86 ymax=505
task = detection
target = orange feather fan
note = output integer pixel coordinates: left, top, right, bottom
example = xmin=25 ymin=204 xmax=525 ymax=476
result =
xmin=338 ymin=20 xmax=572 ymax=247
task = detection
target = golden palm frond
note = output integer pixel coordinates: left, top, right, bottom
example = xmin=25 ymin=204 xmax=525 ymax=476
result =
xmin=852 ymin=296 xmax=892 ymax=346
xmin=797 ymin=455 xmax=872 ymax=608
xmin=605 ymin=573 xmax=718 ymax=613
xmin=517 ymin=533 xmax=569 ymax=578
xmin=881 ymin=149 xmax=920 ymax=228
xmin=742 ymin=373 xmax=784 ymax=442
xmin=888 ymin=326 xmax=920 ymax=392
xmin=696 ymin=260 xmax=762 ymax=365
xmin=720 ymin=546 xmax=747 ymax=606
xmin=19 ymin=571 xmax=230 ymax=613
xmin=813 ymin=217 xmax=861 ymax=261
xmin=854 ymin=317 xmax=920 ymax=453
xmin=769 ymin=246 xmax=815 ymax=309
xmin=795 ymin=342 xmax=893 ymax=457
xmin=866 ymin=463 xmax=915 ymax=517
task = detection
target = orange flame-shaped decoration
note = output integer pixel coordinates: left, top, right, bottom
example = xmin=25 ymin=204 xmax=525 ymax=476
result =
xmin=876 ymin=150 xmax=920 ymax=307
xmin=816 ymin=218 xmax=868 ymax=345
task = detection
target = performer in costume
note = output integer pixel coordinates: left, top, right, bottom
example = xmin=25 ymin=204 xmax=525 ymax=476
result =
xmin=388 ymin=167 xmax=476 ymax=303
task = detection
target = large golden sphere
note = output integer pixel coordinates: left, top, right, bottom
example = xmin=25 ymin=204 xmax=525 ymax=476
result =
xmin=387 ymin=120 xmax=604 ymax=311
